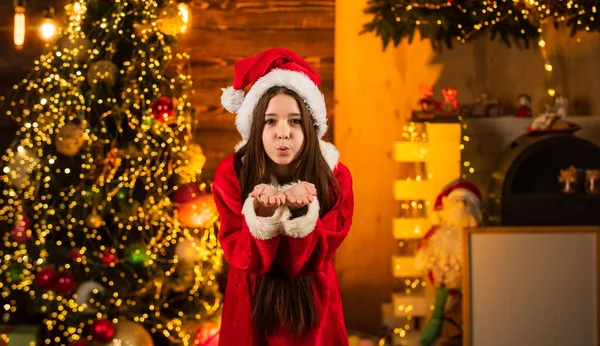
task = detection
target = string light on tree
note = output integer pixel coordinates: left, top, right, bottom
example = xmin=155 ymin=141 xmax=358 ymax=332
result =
xmin=0 ymin=1 xmax=219 ymax=345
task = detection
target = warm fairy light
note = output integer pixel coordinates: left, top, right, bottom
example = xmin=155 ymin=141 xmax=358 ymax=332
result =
xmin=13 ymin=4 xmax=26 ymax=49
xmin=0 ymin=0 xmax=222 ymax=345
xmin=40 ymin=18 xmax=58 ymax=42
xmin=178 ymin=3 xmax=191 ymax=33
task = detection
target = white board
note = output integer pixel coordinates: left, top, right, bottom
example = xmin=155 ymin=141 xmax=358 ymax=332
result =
xmin=465 ymin=228 xmax=599 ymax=346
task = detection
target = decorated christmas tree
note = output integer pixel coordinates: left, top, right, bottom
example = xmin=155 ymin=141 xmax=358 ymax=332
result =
xmin=0 ymin=1 xmax=222 ymax=345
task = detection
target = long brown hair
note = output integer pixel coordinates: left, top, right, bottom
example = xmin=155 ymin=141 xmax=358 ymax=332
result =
xmin=234 ymin=86 xmax=339 ymax=337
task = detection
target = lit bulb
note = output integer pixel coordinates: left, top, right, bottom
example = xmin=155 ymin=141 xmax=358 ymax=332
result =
xmin=40 ymin=18 xmax=57 ymax=41
xmin=548 ymin=89 xmax=556 ymax=97
xmin=178 ymin=3 xmax=190 ymax=33
xmin=544 ymin=63 xmax=553 ymax=71
xmin=538 ymin=39 xmax=546 ymax=47
xmin=14 ymin=5 xmax=26 ymax=49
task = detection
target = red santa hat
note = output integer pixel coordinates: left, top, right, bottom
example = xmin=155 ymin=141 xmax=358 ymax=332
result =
xmin=434 ymin=180 xmax=482 ymax=211
xmin=221 ymin=48 xmax=327 ymax=149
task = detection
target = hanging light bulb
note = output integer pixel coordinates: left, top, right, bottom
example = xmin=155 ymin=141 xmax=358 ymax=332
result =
xmin=178 ymin=2 xmax=191 ymax=34
xmin=13 ymin=0 xmax=26 ymax=50
xmin=39 ymin=7 xmax=57 ymax=42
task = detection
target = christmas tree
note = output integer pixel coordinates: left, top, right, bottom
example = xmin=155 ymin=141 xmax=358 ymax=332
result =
xmin=0 ymin=1 xmax=222 ymax=345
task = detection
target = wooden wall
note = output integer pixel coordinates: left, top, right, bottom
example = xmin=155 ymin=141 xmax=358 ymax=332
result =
xmin=184 ymin=0 xmax=335 ymax=177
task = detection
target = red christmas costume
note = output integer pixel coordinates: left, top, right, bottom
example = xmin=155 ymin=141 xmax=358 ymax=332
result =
xmin=212 ymin=153 xmax=354 ymax=346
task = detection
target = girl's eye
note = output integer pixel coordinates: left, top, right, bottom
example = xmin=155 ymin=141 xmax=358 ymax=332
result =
xmin=290 ymin=119 xmax=301 ymax=125
xmin=265 ymin=119 xmax=275 ymax=124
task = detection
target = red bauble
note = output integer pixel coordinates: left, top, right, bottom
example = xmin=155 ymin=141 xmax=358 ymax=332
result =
xmin=11 ymin=213 xmax=32 ymax=243
xmin=54 ymin=271 xmax=77 ymax=295
xmin=151 ymin=96 xmax=174 ymax=122
xmin=90 ymin=319 xmax=115 ymax=342
xmin=35 ymin=268 xmax=57 ymax=290
xmin=70 ymin=248 xmax=82 ymax=261
xmin=171 ymin=182 xmax=202 ymax=204
xmin=101 ymin=250 xmax=118 ymax=265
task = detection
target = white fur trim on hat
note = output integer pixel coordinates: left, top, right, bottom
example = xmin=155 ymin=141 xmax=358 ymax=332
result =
xmin=221 ymin=86 xmax=246 ymax=113
xmin=234 ymin=69 xmax=327 ymax=142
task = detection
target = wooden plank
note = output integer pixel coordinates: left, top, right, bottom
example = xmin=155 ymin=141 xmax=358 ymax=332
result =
xmin=191 ymin=8 xmax=334 ymax=30
xmin=184 ymin=30 xmax=334 ymax=60
xmin=192 ymin=129 xmax=241 ymax=178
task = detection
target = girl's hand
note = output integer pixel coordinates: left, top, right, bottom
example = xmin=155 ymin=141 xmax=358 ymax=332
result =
xmin=250 ymin=184 xmax=286 ymax=207
xmin=282 ymin=182 xmax=317 ymax=208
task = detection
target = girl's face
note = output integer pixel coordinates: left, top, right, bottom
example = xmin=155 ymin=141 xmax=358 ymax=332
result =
xmin=262 ymin=93 xmax=305 ymax=167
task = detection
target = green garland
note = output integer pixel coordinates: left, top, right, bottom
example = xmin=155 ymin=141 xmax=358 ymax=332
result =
xmin=362 ymin=0 xmax=599 ymax=50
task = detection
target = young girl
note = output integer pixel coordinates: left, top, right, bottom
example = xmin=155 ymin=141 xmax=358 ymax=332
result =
xmin=212 ymin=48 xmax=354 ymax=346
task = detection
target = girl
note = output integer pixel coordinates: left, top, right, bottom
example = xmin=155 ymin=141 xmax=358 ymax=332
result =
xmin=212 ymin=48 xmax=354 ymax=346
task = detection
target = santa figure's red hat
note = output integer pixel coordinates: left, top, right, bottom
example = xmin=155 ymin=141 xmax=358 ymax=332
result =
xmin=434 ymin=180 xmax=482 ymax=211
xmin=221 ymin=48 xmax=327 ymax=150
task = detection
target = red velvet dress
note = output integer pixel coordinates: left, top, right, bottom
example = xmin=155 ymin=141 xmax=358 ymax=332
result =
xmin=212 ymin=153 xmax=354 ymax=346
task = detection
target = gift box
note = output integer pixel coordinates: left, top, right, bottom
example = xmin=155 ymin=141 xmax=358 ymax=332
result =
xmin=0 ymin=325 xmax=39 ymax=346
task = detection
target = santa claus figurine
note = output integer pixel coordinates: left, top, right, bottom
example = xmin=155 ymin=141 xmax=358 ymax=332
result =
xmin=414 ymin=180 xmax=482 ymax=346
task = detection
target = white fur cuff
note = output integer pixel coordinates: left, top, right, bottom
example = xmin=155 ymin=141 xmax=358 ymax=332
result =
xmin=241 ymin=196 xmax=283 ymax=240
xmin=280 ymin=197 xmax=320 ymax=238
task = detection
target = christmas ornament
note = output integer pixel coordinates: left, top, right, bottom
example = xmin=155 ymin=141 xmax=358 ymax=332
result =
xmin=57 ymin=36 xmax=91 ymax=61
xmin=177 ymin=193 xmax=217 ymax=229
xmin=75 ymin=281 xmax=105 ymax=313
xmin=35 ymin=268 xmax=57 ymax=290
xmin=5 ymin=147 xmax=39 ymax=187
xmin=419 ymin=85 xmax=436 ymax=113
xmin=101 ymin=250 xmax=118 ymax=266
xmin=11 ymin=213 xmax=31 ymax=243
xmin=171 ymin=182 xmax=202 ymax=204
xmin=55 ymin=121 xmax=86 ymax=156
xmin=82 ymin=186 xmax=99 ymax=203
xmin=156 ymin=3 xmax=186 ymax=36
xmin=95 ymin=320 xmax=153 ymax=346
xmin=194 ymin=320 xmax=220 ymax=346
xmin=70 ymin=248 xmax=83 ymax=261
xmin=440 ymin=88 xmax=458 ymax=114
xmin=55 ymin=271 xmax=77 ymax=295
xmin=86 ymin=211 xmax=103 ymax=229
xmin=175 ymin=237 xmax=208 ymax=263
xmin=126 ymin=243 xmax=150 ymax=265
xmin=177 ymin=144 xmax=206 ymax=183
xmin=90 ymin=319 xmax=115 ymax=342
xmin=515 ymin=94 xmax=533 ymax=118
xmin=116 ymin=188 xmax=128 ymax=201
xmin=151 ymin=96 xmax=174 ymax=122
xmin=87 ymin=60 xmax=118 ymax=87
xmin=7 ymin=264 xmax=23 ymax=283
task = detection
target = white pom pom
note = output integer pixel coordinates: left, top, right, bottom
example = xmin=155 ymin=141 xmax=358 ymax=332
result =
xmin=221 ymin=86 xmax=245 ymax=113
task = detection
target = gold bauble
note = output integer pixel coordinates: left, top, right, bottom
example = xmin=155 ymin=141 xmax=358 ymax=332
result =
xmin=178 ymin=143 xmax=206 ymax=182
xmin=86 ymin=212 xmax=103 ymax=229
xmin=94 ymin=320 xmax=154 ymax=346
xmin=56 ymin=122 xmax=86 ymax=156
xmin=156 ymin=3 xmax=186 ymax=36
xmin=178 ymin=194 xmax=216 ymax=229
xmin=87 ymin=60 xmax=118 ymax=87
xmin=57 ymin=36 xmax=91 ymax=61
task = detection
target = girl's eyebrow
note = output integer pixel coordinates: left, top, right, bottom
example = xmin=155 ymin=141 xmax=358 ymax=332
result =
xmin=265 ymin=113 xmax=301 ymax=116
